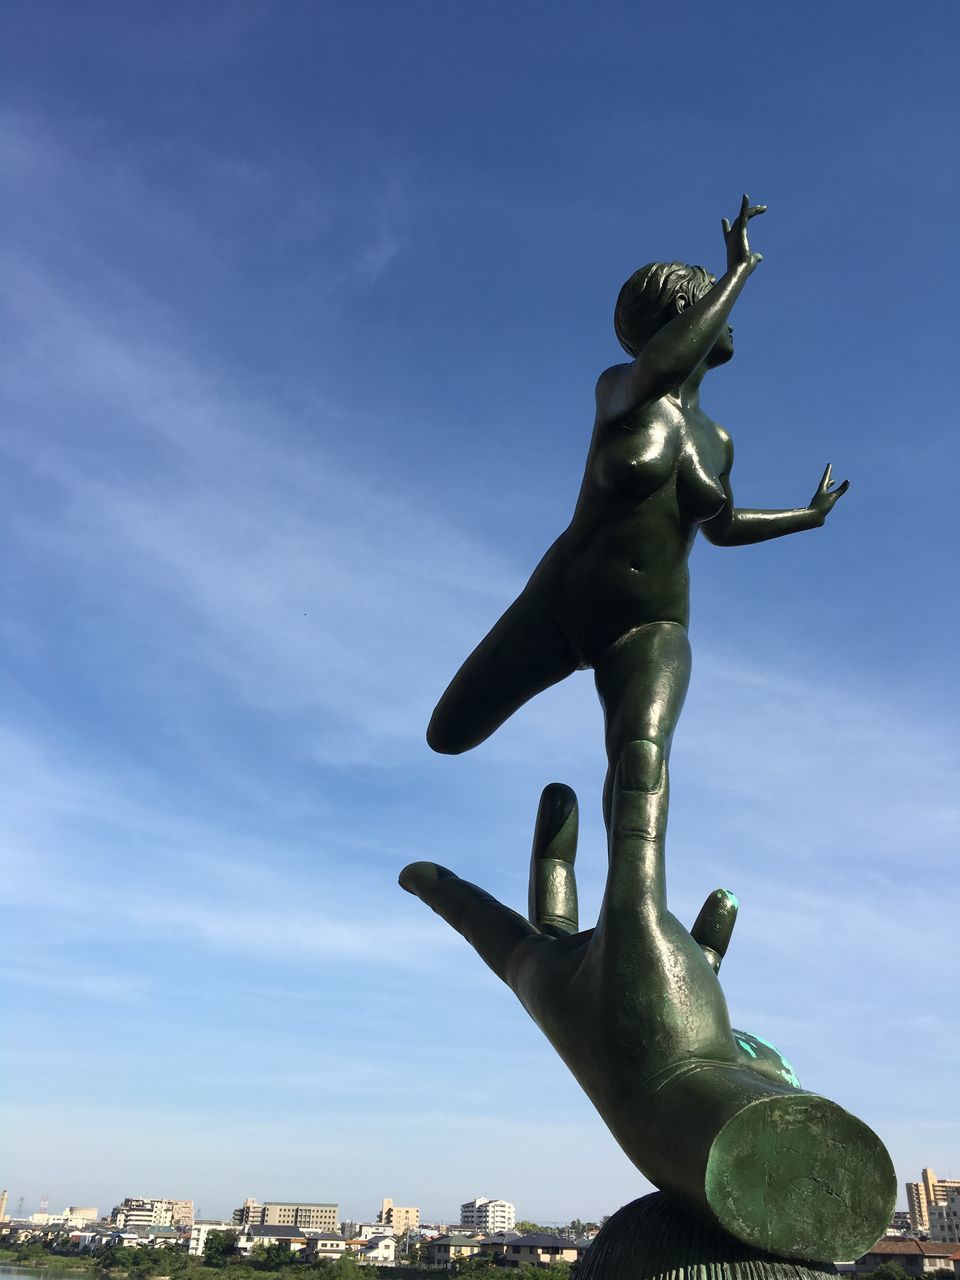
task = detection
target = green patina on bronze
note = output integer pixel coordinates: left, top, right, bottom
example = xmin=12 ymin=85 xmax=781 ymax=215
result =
xmin=401 ymin=197 xmax=896 ymax=1265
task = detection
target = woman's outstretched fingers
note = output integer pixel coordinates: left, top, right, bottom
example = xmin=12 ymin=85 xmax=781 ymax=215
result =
xmin=529 ymin=783 xmax=579 ymax=936
xmin=606 ymin=740 xmax=669 ymax=918
xmin=399 ymin=861 xmax=537 ymax=985
xmin=690 ymin=888 xmax=739 ymax=974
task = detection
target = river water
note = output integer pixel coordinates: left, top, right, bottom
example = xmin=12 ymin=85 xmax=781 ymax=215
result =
xmin=1 ymin=1267 xmax=70 ymax=1280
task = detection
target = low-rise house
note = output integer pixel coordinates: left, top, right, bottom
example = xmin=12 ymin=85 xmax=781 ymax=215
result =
xmin=107 ymin=1232 xmax=144 ymax=1249
xmin=849 ymin=1239 xmax=960 ymax=1275
xmin=107 ymin=1226 xmax=181 ymax=1250
xmin=504 ymin=1233 xmax=582 ymax=1267
xmin=237 ymin=1224 xmax=308 ymax=1256
xmin=476 ymin=1231 xmax=521 ymax=1258
xmin=421 ymin=1233 xmax=484 ymax=1268
xmin=67 ymin=1232 xmax=101 ymax=1251
xmin=305 ymin=1232 xmax=350 ymax=1260
xmin=359 ymin=1236 xmax=397 ymax=1266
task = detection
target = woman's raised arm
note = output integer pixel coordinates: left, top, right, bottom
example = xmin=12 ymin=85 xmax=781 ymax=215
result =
xmin=613 ymin=196 xmax=766 ymax=415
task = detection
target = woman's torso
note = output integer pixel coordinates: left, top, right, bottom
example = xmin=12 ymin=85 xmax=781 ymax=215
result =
xmin=531 ymin=386 xmax=732 ymax=662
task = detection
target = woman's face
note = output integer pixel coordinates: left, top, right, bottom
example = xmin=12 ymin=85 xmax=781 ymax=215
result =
xmin=676 ymin=277 xmax=733 ymax=367
xmin=706 ymin=324 xmax=734 ymax=367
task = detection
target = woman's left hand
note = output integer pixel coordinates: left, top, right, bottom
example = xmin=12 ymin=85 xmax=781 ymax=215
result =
xmin=809 ymin=463 xmax=849 ymax=524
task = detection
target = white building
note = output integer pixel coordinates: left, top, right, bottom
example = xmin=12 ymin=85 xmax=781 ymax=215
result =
xmin=351 ymin=1223 xmax=397 ymax=1240
xmin=64 ymin=1208 xmax=99 ymax=1228
xmin=460 ymin=1198 xmax=516 ymax=1233
xmin=189 ymin=1221 xmax=237 ymax=1257
xmin=111 ymin=1199 xmax=194 ymax=1229
xmin=359 ymin=1236 xmax=397 ymax=1266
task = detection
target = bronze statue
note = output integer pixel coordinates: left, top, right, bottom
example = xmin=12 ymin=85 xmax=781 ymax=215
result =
xmin=427 ymin=196 xmax=848 ymax=827
xmin=403 ymin=198 xmax=894 ymax=1266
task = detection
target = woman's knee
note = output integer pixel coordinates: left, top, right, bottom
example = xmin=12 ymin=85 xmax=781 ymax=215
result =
xmin=426 ymin=700 xmax=474 ymax=755
xmin=606 ymin=732 xmax=666 ymax=787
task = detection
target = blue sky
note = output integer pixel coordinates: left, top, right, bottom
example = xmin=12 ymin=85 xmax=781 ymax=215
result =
xmin=2 ymin=0 xmax=958 ymax=1227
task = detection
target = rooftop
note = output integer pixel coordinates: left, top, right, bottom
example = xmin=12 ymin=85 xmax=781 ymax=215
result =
xmin=512 ymin=1233 xmax=583 ymax=1248
xmin=246 ymin=1225 xmax=308 ymax=1239
xmin=863 ymin=1240 xmax=960 ymax=1258
xmin=261 ymin=1202 xmax=336 ymax=1209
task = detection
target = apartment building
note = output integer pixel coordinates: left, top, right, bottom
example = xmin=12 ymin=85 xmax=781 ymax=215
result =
xmin=377 ymin=1199 xmax=420 ymax=1233
xmin=231 ymin=1200 xmax=338 ymax=1232
xmin=928 ymin=1190 xmax=960 ymax=1244
xmin=906 ymin=1169 xmax=960 ymax=1235
xmin=232 ymin=1199 xmax=261 ymax=1227
xmin=110 ymin=1199 xmax=194 ymax=1229
xmin=460 ymin=1198 xmax=516 ymax=1233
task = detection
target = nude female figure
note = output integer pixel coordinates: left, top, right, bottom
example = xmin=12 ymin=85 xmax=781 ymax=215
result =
xmin=427 ymin=197 xmax=848 ymax=826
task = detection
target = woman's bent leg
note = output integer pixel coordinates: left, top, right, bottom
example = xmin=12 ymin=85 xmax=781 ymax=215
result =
xmin=427 ymin=592 xmax=580 ymax=755
xmin=595 ymin=622 xmax=692 ymax=830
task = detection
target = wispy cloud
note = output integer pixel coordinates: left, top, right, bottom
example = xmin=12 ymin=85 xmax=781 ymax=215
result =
xmin=1 ymin=257 xmax=519 ymax=770
xmin=0 ymin=963 xmax=148 ymax=1003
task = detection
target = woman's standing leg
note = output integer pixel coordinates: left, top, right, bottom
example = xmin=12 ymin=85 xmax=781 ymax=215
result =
xmin=594 ymin=622 xmax=692 ymax=832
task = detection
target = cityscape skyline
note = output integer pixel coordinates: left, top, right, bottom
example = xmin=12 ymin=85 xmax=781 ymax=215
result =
xmin=7 ymin=1170 xmax=960 ymax=1231
xmin=6 ymin=1166 xmax=960 ymax=1261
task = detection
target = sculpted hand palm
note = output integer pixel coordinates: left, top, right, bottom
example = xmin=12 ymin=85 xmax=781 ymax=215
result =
xmin=401 ymin=742 xmax=799 ymax=1157
xmin=403 ymin=743 xmax=892 ymax=1259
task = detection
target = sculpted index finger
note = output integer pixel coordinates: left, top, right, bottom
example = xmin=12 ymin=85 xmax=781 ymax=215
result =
xmin=400 ymin=861 xmax=538 ymax=985
xmin=529 ymin=783 xmax=579 ymax=936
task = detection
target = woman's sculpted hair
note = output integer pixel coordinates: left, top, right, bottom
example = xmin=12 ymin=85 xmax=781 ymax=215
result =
xmin=614 ymin=261 xmax=715 ymax=357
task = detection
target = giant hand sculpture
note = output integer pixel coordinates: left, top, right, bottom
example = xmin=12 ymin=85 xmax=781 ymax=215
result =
xmin=401 ymin=742 xmax=894 ymax=1261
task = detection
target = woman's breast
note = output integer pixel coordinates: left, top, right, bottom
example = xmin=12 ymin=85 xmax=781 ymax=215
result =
xmin=676 ymin=435 xmax=727 ymax=523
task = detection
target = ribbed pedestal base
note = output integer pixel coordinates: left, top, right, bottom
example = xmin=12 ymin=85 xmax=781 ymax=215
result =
xmin=579 ymin=1193 xmax=840 ymax=1280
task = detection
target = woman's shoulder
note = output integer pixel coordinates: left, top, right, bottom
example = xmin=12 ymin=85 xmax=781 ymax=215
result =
xmin=595 ymin=363 xmax=685 ymax=435
xmin=594 ymin=362 xmax=633 ymax=401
